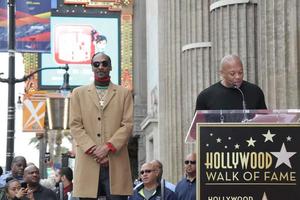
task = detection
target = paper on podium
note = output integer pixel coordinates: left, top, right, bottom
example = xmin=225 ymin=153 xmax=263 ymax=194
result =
xmin=249 ymin=113 xmax=298 ymax=123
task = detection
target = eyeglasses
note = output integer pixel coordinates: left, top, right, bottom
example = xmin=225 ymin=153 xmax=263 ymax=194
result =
xmin=184 ymin=160 xmax=196 ymax=165
xmin=140 ymin=169 xmax=155 ymax=175
xmin=92 ymin=61 xmax=109 ymax=68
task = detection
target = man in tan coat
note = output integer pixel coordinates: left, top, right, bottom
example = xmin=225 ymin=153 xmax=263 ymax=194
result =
xmin=70 ymin=52 xmax=133 ymax=200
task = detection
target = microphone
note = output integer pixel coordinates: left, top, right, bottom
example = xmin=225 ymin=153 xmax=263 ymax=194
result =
xmin=233 ymin=85 xmax=248 ymax=122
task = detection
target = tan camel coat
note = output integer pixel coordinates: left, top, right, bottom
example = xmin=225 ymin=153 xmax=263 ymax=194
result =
xmin=69 ymin=82 xmax=133 ymax=198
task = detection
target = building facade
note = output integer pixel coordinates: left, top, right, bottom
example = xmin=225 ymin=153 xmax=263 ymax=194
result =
xmin=133 ymin=0 xmax=300 ymax=183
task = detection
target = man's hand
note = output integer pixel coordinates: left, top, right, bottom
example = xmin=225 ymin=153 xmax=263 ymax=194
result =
xmin=16 ymin=188 xmax=27 ymax=198
xmin=93 ymin=145 xmax=110 ymax=160
xmin=86 ymin=145 xmax=97 ymax=155
xmin=26 ymin=189 xmax=35 ymax=200
xmin=99 ymin=156 xmax=109 ymax=166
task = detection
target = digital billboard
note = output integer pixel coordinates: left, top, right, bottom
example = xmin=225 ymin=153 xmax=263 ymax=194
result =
xmin=39 ymin=14 xmax=120 ymax=90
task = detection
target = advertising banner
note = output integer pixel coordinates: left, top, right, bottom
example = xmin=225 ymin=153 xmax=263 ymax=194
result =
xmin=23 ymin=97 xmax=46 ymax=132
xmin=0 ymin=0 xmax=51 ymax=52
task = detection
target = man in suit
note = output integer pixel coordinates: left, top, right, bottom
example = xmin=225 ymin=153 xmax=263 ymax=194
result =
xmin=70 ymin=52 xmax=133 ymax=200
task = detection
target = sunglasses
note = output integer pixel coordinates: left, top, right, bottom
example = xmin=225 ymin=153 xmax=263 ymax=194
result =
xmin=92 ymin=61 xmax=109 ymax=68
xmin=184 ymin=160 xmax=196 ymax=165
xmin=140 ymin=169 xmax=155 ymax=175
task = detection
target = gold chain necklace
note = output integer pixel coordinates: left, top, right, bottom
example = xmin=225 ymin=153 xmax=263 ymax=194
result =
xmin=96 ymin=88 xmax=108 ymax=107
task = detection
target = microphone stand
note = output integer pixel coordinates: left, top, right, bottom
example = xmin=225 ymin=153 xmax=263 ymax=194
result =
xmin=233 ymin=85 xmax=248 ymax=122
xmin=219 ymin=110 xmax=224 ymax=123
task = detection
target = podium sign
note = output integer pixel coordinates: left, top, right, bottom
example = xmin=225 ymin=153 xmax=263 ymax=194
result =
xmin=197 ymin=123 xmax=300 ymax=200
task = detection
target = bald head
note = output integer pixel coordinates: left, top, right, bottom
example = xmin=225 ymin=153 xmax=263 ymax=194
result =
xmin=219 ymin=54 xmax=244 ymax=88
xmin=220 ymin=54 xmax=243 ymax=70
xmin=24 ymin=165 xmax=40 ymax=186
xmin=24 ymin=165 xmax=38 ymax=174
xmin=184 ymin=153 xmax=196 ymax=179
xmin=186 ymin=153 xmax=196 ymax=161
xmin=150 ymin=160 xmax=163 ymax=181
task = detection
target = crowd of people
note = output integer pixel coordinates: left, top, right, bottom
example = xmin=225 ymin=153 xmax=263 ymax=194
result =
xmin=0 ymin=156 xmax=57 ymax=200
xmin=129 ymin=153 xmax=196 ymax=200
xmin=0 ymin=154 xmax=196 ymax=200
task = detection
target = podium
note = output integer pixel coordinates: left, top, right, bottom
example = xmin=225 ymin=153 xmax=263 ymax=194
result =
xmin=186 ymin=109 xmax=300 ymax=200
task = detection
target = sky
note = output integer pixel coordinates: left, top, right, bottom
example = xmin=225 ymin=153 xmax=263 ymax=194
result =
xmin=0 ymin=53 xmax=39 ymax=171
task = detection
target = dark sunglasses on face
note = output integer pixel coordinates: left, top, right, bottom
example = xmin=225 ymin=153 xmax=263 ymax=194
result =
xmin=140 ymin=169 xmax=154 ymax=175
xmin=92 ymin=61 xmax=109 ymax=68
xmin=184 ymin=160 xmax=196 ymax=165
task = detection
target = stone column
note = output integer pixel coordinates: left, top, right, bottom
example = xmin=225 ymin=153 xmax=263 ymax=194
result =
xmin=158 ymin=0 xmax=183 ymax=182
xmin=133 ymin=0 xmax=147 ymax=168
xmin=158 ymin=0 xmax=211 ymax=182
xmin=257 ymin=0 xmax=300 ymax=108
xmin=180 ymin=0 xmax=211 ymax=178
xmin=210 ymin=0 xmax=258 ymax=83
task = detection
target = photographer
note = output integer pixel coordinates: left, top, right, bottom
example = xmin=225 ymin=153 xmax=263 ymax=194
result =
xmin=0 ymin=177 xmax=32 ymax=200
xmin=21 ymin=165 xmax=57 ymax=200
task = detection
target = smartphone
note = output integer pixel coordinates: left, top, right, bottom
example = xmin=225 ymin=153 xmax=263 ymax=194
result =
xmin=20 ymin=182 xmax=27 ymax=189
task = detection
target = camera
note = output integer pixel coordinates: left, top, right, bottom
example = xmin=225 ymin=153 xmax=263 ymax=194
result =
xmin=20 ymin=182 xmax=27 ymax=189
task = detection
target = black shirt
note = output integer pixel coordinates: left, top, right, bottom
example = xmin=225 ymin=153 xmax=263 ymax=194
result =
xmin=20 ymin=185 xmax=57 ymax=200
xmin=195 ymin=81 xmax=267 ymax=110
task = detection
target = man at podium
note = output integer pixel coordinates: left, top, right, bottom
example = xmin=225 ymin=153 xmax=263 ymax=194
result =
xmin=195 ymin=54 xmax=267 ymax=111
